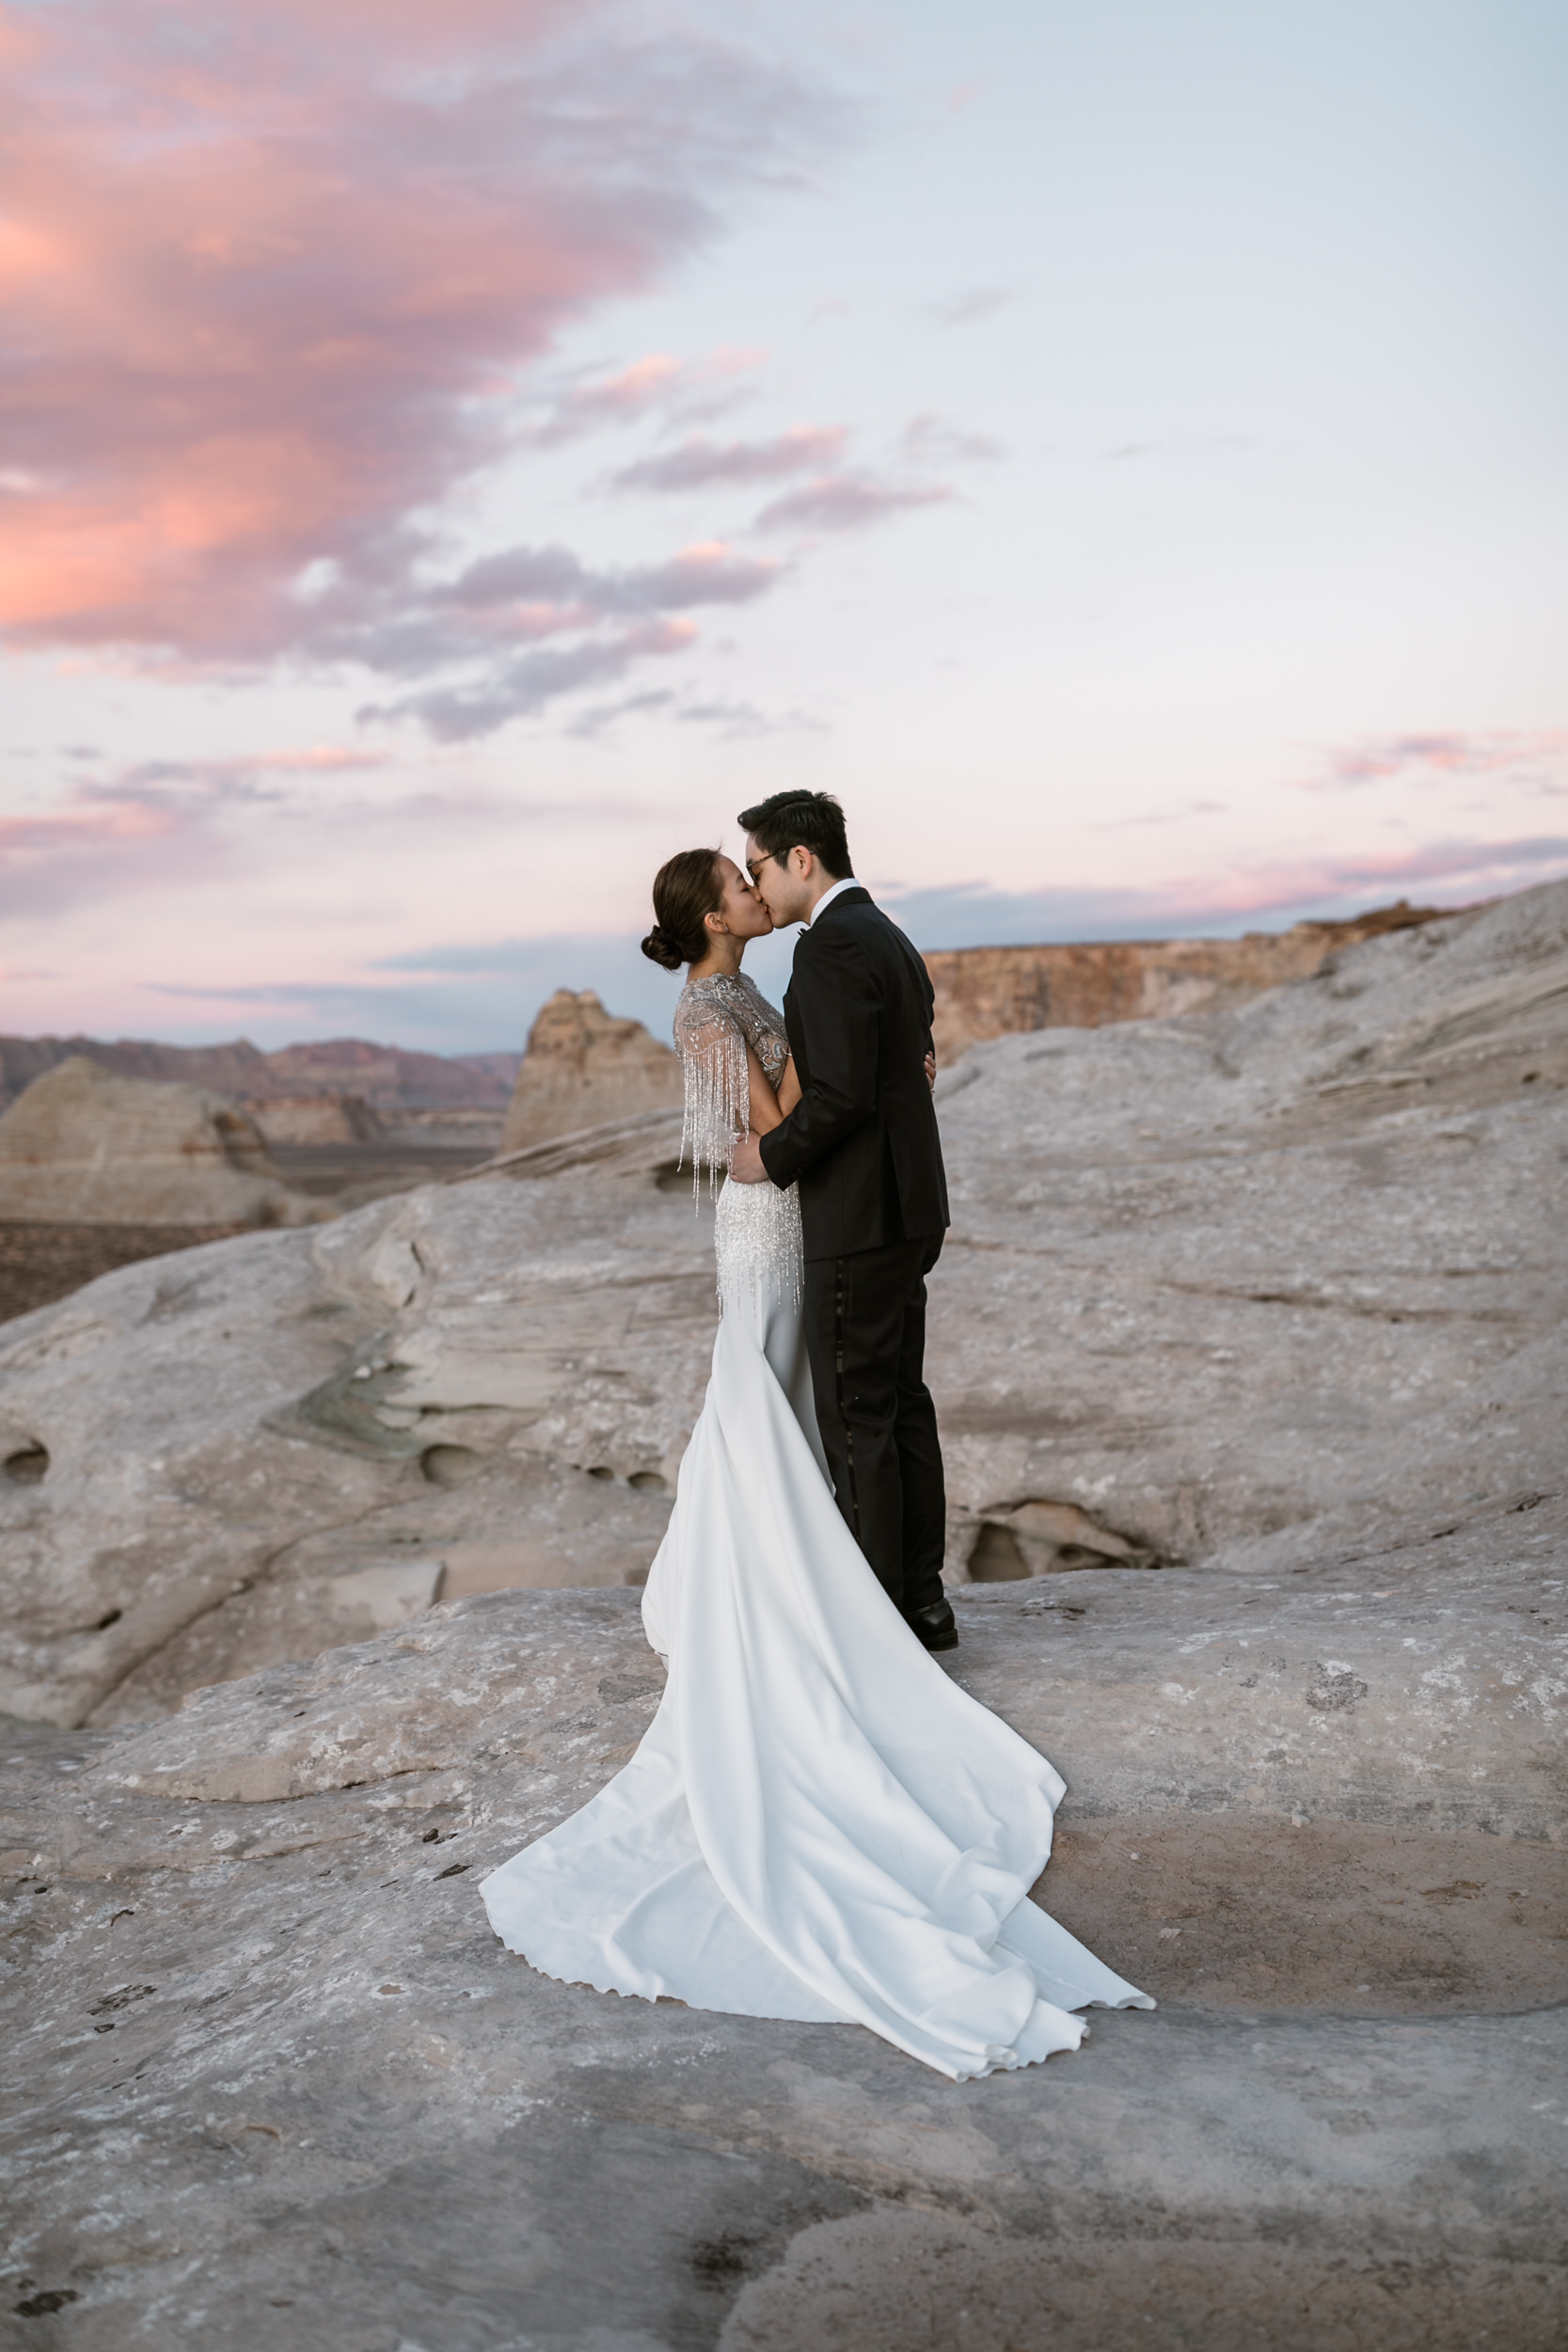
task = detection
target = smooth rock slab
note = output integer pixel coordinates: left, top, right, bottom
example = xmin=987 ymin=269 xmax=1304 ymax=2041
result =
xmin=2 ymin=1550 xmax=1564 ymax=2350
xmin=0 ymin=1057 xmax=314 ymax=1228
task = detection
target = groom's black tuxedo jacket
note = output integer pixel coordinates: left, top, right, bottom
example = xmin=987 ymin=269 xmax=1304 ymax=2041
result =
xmin=758 ymin=884 xmax=950 ymax=1262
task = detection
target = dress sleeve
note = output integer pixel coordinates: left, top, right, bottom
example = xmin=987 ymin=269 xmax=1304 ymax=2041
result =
xmin=673 ymin=993 xmax=751 ymax=1178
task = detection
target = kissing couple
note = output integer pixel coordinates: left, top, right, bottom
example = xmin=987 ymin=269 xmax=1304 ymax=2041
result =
xmin=482 ymin=790 xmax=1150 ymax=2079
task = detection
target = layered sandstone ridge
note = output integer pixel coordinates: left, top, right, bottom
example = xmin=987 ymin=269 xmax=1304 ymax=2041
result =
xmin=0 ymin=1032 xmax=519 ymax=1115
xmin=500 ymin=987 xmax=683 ymax=1152
xmin=0 ymin=1057 xmax=318 ymax=1229
xmin=248 ymin=1092 xmax=386 ymax=1148
xmin=0 ymin=879 xmax=1562 ymax=1732
xmin=927 ymin=897 xmax=1449 ymax=1061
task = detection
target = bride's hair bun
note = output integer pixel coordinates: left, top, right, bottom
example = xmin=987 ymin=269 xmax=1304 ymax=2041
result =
xmin=642 ymin=847 xmax=723 ymax=971
xmin=641 ymin=922 xmax=684 ymax=972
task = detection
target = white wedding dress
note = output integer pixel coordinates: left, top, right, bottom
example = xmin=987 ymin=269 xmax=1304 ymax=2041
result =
xmin=481 ymin=971 xmax=1151 ymax=2079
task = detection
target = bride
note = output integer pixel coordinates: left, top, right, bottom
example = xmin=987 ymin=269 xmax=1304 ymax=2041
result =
xmin=481 ymin=845 xmax=1151 ymax=2080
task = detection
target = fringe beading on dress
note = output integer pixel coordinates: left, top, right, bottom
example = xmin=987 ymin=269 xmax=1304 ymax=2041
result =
xmin=673 ymin=971 xmax=800 ymax=1309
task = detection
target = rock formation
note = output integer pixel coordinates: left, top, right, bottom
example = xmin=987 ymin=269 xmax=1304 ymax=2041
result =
xmin=500 ymin=988 xmax=683 ymax=1152
xmin=1 ymin=879 xmax=1562 ymax=1729
xmin=2 ymin=881 xmax=1564 ymax=2345
xmin=246 ymin=1093 xmax=386 ymax=1148
xmin=262 ymin=1038 xmax=519 ymax=1112
xmin=0 ymin=1058 xmax=317 ymax=1229
xmin=927 ymin=897 xmax=1449 ymax=1061
xmin=2 ymin=1512 xmax=1562 ymax=2344
xmin=0 ymin=1033 xmax=519 ymax=1115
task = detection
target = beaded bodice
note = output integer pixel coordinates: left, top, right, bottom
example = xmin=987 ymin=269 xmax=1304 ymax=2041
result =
xmin=673 ymin=971 xmax=789 ymax=1177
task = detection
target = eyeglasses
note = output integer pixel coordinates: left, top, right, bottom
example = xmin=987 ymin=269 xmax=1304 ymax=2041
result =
xmin=745 ymin=850 xmax=785 ymax=883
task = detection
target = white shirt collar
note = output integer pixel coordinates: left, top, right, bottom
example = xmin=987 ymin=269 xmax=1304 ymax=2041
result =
xmin=807 ymin=876 xmax=859 ymax=927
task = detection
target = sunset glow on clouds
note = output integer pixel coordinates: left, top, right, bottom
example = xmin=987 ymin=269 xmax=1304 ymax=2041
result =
xmin=2 ymin=0 xmax=1565 ymax=1048
xmin=0 ymin=0 xmax=816 ymax=659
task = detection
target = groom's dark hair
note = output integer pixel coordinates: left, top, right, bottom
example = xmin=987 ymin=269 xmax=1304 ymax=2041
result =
xmin=737 ymin=790 xmax=851 ymax=881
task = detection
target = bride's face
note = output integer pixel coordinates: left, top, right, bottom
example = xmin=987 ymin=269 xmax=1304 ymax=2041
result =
xmin=709 ymin=855 xmax=774 ymax=943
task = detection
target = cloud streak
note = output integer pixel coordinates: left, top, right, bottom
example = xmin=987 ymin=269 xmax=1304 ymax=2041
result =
xmin=753 ymin=472 xmax=952 ymax=534
xmin=1303 ymin=732 xmax=1568 ymax=793
xmin=0 ymin=750 xmax=647 ymax=916
xmin=881 ymin=834 xmax=1568 ymax=948
xmin=524 ymin=350 xmax=767 ymax=446
xmin=340 ymin=538 xmax=783 ymax=737
xmin=610 ymin=426 xmax=848 ymax=493
xmin=927 ymin=288 xmax=1013 ymax=327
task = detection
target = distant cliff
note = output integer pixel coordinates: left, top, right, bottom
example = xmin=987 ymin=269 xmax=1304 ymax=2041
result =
xmin=0 ymin=1035 xmax=521 ymax=1116
xmin=0 ymin=902 xmax=1461 ymax=1119
xmin=927 ymin=900 xmax=1451 ymax=1062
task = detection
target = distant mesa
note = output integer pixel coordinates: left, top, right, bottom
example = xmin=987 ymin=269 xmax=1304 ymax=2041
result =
xmin=248 ymin=1093 xmax=386 ymax=1149
xmin=0 ymin=1057 xmax=318 ymax=1229
xmin=0 ymin=1033 xmax=520 ymax=1118
xmin=259 ymin=1040 xmax=520 ymax=1113
xmin=501 ymin=990 xmax=683 ymax=1154
xmin=926 ymin=900 xmax=1452 ymax=1063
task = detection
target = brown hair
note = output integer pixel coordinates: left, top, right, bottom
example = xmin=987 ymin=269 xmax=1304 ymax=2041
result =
xmin=641 ymin=847 xmax=723 ymax=971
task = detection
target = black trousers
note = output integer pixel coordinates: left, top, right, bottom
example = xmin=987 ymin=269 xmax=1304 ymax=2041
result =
xmin=802 ymin=1232 xmax=947 ymax=1616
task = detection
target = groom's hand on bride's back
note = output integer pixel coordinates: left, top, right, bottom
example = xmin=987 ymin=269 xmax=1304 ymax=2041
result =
xmin=732 ymin=1051 xmax=931 ymax=1186
xmin=729 ymin=1132 xmax=770 ymax=1184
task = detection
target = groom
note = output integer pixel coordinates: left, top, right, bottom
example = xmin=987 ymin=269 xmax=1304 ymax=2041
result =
xmin=727 ymin=791 xmax=958 ymax=1654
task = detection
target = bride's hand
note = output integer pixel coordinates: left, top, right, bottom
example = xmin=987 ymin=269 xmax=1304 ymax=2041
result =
xmin=924 ymin=1050 xmax=936 ymax=1093
xmin=728 ymin=1131 xmax=770 ymax=1184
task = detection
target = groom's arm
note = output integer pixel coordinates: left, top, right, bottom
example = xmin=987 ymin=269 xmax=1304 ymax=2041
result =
xmin=756 ymin=928 xmax=880 ymax=1190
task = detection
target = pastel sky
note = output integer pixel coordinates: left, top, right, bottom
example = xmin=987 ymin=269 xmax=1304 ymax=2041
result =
xmin=3 ymin=0 xmax=1565 ymax=1050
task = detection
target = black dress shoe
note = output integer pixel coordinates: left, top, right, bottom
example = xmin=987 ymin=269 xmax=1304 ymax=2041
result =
xmin=905 ymin=1597 xmax=958 ymax=1653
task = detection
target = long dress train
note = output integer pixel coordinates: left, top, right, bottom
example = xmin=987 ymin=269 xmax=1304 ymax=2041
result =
xmin=481 ymin=971 xmax=1151 ymax=2079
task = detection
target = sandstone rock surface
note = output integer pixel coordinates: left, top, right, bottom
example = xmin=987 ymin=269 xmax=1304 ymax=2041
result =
xmin=2 ymin=882 xmax=1566 ymax=2347
xmin=246 ymin=1093 xmax=386 ymax=1148
xmin=0 ymin=1059 xmax=317 ymax=1230
xmin=0 ymin=1033 xmax=518 ymax=1115
xmin=927 ymin=898 xmax=1449 ymax=1061
xmin=1 ymin=881 xmax=1564 ymax=1731
xmin=500 ymin=988 xmax=683 ymax=1152
xmin=2 ymin=1512 xmax=1562 ymax=2347
xmin=0 ymin=1220 xmax=251 ymax=1330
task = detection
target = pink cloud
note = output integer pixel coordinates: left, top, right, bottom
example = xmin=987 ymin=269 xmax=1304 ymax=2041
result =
xmin=0 ymin=741 xmax=637 ymax=914
xmin=901 ymin=414 xmax=1006 ymax=467
xmin=1171 ymin=834 xmax=1568 ymax=916
xmin=0 ymin=0 xmax=824 ymax=667
xmin=0 ymin=786 xmax=231 ymax=918
xmin=0 ymin=739 xmax=404 ymax=916
xmin=526 ymin=349 xmax=767 ymax=444
xmin=444 ymin=540 xmax=779 ymax=619
xmin=883 ymin=835 xmax=1568 ymax=950
xmin=611 ymin=426 xmax=849 ymax=493
xmin=264 ymin=535 xmax=785 ymax=731
xmin=1303 ymin=731 xmax=1568 ymax=791
xmin=361 ymin=618 xmax=704 ymax=740
xmin=753 ymin=471 xmax=953 ymax=534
